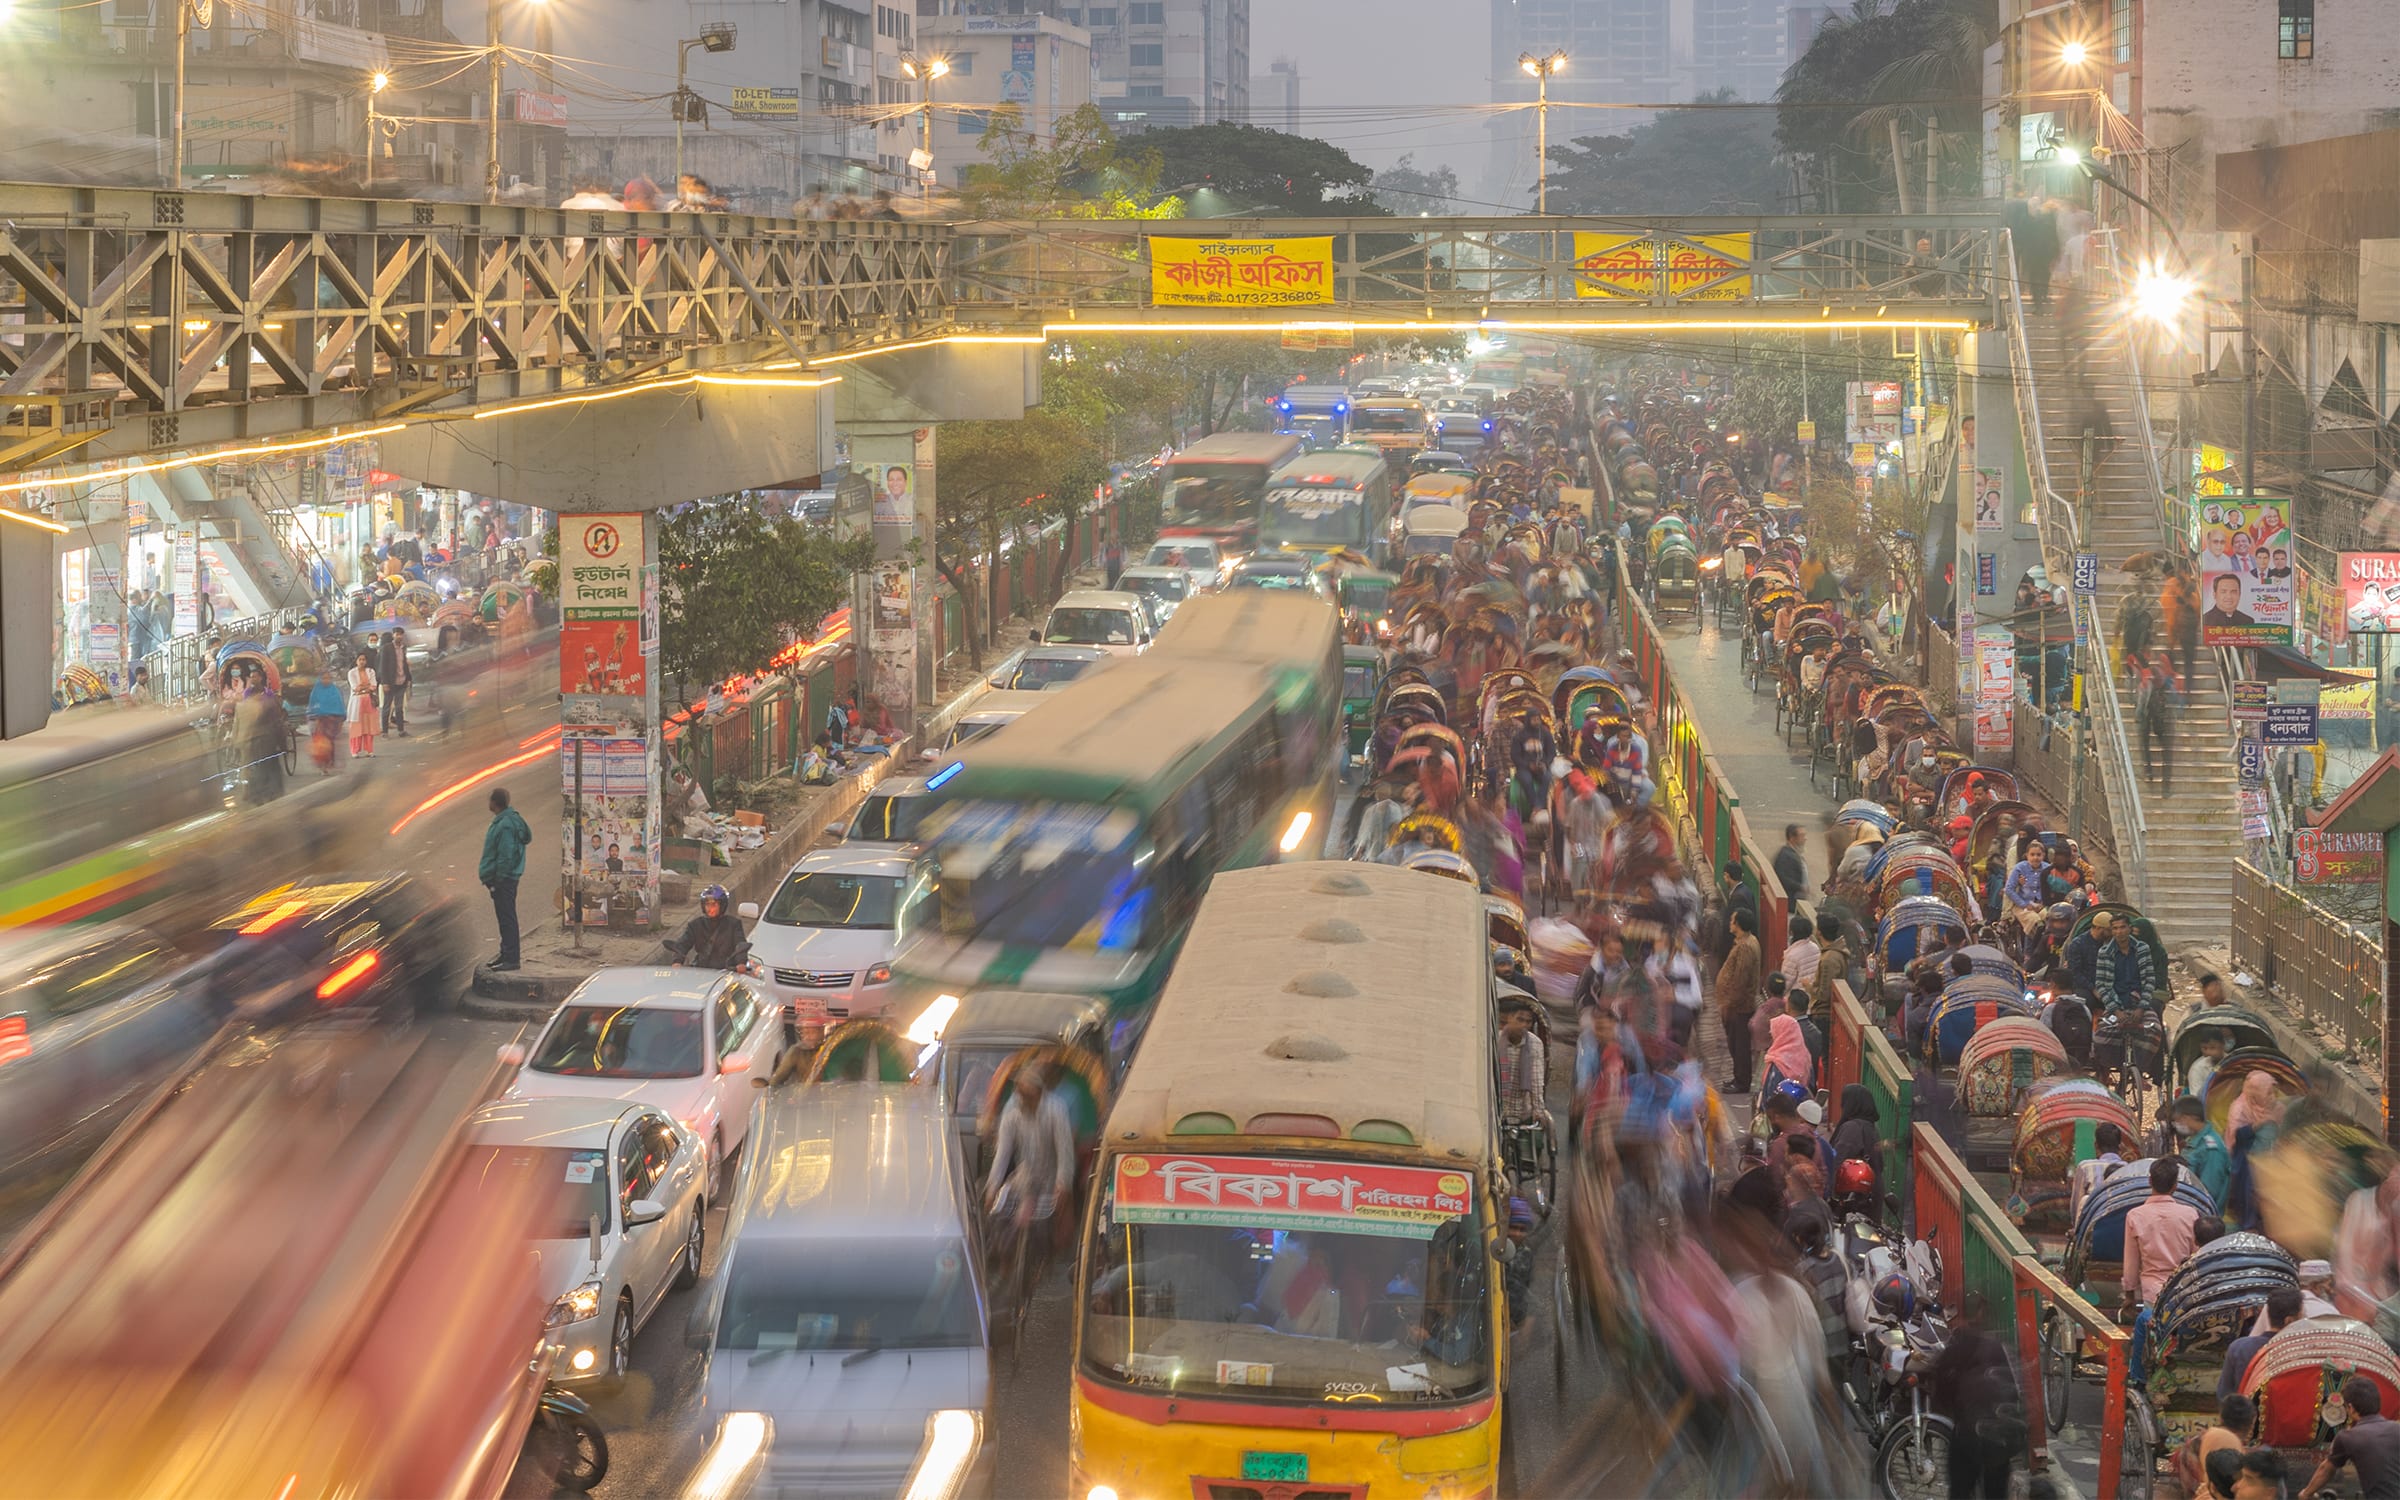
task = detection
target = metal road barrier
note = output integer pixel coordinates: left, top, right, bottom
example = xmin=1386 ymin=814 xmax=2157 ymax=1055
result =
xmin=2230 ymin=858 xmax=2383 ymax=1065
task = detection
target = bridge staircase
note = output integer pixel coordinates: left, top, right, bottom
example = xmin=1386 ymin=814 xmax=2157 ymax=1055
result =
xmin=2006 ymin=239 xmax=2238 ymax=945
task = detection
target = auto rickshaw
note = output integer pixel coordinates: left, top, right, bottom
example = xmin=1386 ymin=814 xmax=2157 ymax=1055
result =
xmin=1335 ymin=565 xmax=1398 ymax=642
xmin=1342 ymin=644 xmax=1385 ymax=764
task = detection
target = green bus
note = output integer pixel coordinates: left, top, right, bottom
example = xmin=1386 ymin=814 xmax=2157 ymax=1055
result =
xmin=1259 ymin=450 xmax=1397 ymax=564
xmin=0 ymin=708 xmax=229 ymax=927
xmin=898 ymin=597 xmax=1342 ymax=1020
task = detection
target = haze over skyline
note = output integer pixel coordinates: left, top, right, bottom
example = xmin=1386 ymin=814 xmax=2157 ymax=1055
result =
xmin=1251 ymin=0 xmax=1503 ymax=201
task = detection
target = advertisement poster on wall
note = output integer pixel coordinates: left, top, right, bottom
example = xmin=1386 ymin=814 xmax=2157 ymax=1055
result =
xmin=171 ymin=526 xmax=199 ymax=635
xmin=559 ymin=736 xmax=654 ymax=926
xmin=1972 ymin=469 xmax=2004 ymax=534
xmin=2197 ymin=495 xmax=2291 ymax=645
xmin=1973 ymin=703 xmax=2012 ymax=754
xmin=1973 ymin=624 xmax=2016 ymax=702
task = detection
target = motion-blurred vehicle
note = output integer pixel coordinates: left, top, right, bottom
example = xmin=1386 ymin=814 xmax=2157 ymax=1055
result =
xmin=1039 ymin=589 xmax=1152 ymax=657
xmin=1410 ymin=449 xmax=1472 ymax=477
xmin=466 ymin=1096 xmax=709 ymax=1385
xmin=984 ymin=644 xmax=1111 ymax=691
xmin=910 ymin=988 xmax=1111 ymax=1179
xmin=682 ymin=1083 xmax=991 ymax=1499
xmin=0 ymin=922 xmax=216 ymax=1190
xmin=0 ymin=1026 xmax=550 ymax=1500
xmin=1113 ymin=565 xmax=1193 ymax=625
xmin=741 ymin=848 xmax=939 ymax=1027
xmin=932 ymin=692 xmax=1052 ymax=757
xmin=500 ymin=968 xmax=783 ymax=1181
xmin=1142 ymin=535 xmax=1227 ymax=595
xmin=1224 ymin=554 xmax=1338 ymax=600
xmin=831 ymin=773 xmax=939 ymax=846
xmin=205 ymin=874 xmax=470 ymax=1024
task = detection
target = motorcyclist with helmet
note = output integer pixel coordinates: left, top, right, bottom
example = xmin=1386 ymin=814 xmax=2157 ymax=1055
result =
xmin=664 ymin=884 xmax=751 ymax=970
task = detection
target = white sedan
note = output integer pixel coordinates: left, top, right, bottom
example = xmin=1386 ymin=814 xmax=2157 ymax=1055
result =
xmin=498 ymin=967 xmax=782 ymax=1182
xmin=464 ymin=1095 xmax=709 ymax=1384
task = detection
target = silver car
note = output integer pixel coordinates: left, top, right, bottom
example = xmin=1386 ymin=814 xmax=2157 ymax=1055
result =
xmin=465 ymin=1095 xmax=709 ymax=1384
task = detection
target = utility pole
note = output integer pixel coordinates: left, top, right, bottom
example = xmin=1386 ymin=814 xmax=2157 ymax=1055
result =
xmin=677 ymin=26 xmax=738 ymax=189
xmin=1888 ymin=118 xmax=1912 ymax=215
xmin=2242 ymin=240 xmax=2259 ymax=500
xmin=902 ymin=54 xmax=947 ymax=194
xmin=170 ymin=0 xmax=208 ymax=186
xmin=365 ymin=70 xmax=388 ymax=187
xmin=484 ymin=0 xmax=502 ymax=202
xmin=1925 ymin=115 xmax=1939 ymax=213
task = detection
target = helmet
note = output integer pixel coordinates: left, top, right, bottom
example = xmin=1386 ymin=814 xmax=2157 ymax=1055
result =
xmin=701 ymin=883 xmax=730 ymax=912
xmin=1771 ymin=1078 xmax=1810 ymax=1112
xmin=1872 ymin=1272 xmax=1917 ymax=1323
xmin=2045 ymin=902 xmax=2076 ymax=923
xmin=1835 ymin=1158 xmax=1876 ymax=1197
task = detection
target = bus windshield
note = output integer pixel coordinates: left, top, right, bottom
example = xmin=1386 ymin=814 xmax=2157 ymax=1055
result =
xmin=926 ymin=800 xmax=1163 ymax=950
xmin=1348 ymin=408 xmax=1423 ymax=435
xmin=1080 ymin=1154 xmax=1491 ymax=1404
xmin=1265 ymin=487 xmax=1365 ymax=547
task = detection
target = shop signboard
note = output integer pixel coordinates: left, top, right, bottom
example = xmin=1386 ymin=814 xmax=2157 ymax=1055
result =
xmin=2336 ymin=552 xmax=2400 ymax=634
xmin=2294 ymin=828 xmax=2385 ymax=885
xmin=2237 ymin=738 xmax=2265 ymax=786
xmin=2197 ymin=495 xmax=2290 ymax=646
xmin=1150 ymin=236 xmax=1335 ymax=308
xmin=2230 ymin=680 xmax=2270 ymax=723
xmin=1572 ymin=233 xmax=1753 ymax=302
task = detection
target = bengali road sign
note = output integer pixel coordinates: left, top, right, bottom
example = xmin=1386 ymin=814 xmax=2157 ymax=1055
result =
xmin=1572 ymin=233 xmax=1753 ymax=301
xmin=1148 ymin=236 xmax=1335 ymax=308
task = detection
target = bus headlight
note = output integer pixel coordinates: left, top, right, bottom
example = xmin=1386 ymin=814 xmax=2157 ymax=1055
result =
xmin=681 ymin=1412 xmax=773 ymax=1500
xmin=1278 ymin=810 xmax=1313 ymax=853
xmin=905 ymin=993 xmax=962 ymax=1043
xmin=901 ymin=1410 xmax=983 ymax=1500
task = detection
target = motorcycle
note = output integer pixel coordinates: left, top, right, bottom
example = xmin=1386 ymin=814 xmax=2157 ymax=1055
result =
xmin=1823 ymin=1215 xmax=1955 ymax=1500
xmin=524 ymin=1383 xmax=610 ymax=1492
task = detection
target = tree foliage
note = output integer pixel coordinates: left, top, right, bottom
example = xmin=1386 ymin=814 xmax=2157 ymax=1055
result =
xmin=1543 ymin=92 xmax=1783 ymax=215
xmin=963 ymin=104 xmax=1186 ymax=218
xmin=658 ymin=505 xmax=873 ymax=706
xmin=1776 ymin=0 xmax=1989 ymax=212
xmin=1138 ymin=123 xmax=1380 ymax=216
xmin=1371 ymin=154 xmax=1461 ymax=216
xmin=932 ymin=412 xmax=1111 ymax=666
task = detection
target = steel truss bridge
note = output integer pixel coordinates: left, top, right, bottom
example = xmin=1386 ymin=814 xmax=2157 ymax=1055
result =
xmin=0 ymin=183 xmax=2003 ymax=481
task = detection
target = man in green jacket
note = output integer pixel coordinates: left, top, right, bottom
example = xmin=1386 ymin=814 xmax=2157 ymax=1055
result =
xmin=479 ymin=786 xmax=532 ymax=970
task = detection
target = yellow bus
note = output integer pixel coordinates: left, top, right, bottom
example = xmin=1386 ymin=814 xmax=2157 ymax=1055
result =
xmin=1070 ymin=860 xmax=1504 ymax=1500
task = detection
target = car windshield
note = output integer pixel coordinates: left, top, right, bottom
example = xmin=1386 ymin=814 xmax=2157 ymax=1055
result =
xmin=1046 ymin=607 xmax=1140 ymax=647
xmin=461 ymin=1143 xmax=613 ymax=1241
xmin=847 ymin=792 xmax=933 ymax=844
xmin=1009 ymin=654 xmax=1099 ymax=690
xmin=1266 ymin=489 xmax=1364 ymax=546
xmin=1146 ymin=541 xmax=1217 ymax=569
xmin=1349 ymin=408 xmax=1422 ymax=433
xmin=764 ymin=871 xmax=903 ymax=928
xmin=1081 ymin=1158 xmax=1491 ymax=1405
xmin=1233 ymin=565 xmax=1314 ymax=591
xmin=530 ymin=1005 xmax=704 ymax=1079
xmin=717 ymin=1240 xmax=981 ymax=1352
xmin=1342 ymin=664 xmax=1377 ymax=700
xmin=1122 ymin=573 xmax=1189 ymax=607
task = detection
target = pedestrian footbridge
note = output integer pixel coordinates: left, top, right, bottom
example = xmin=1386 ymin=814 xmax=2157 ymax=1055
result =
xmin=0 ymin=183 xmax=2004 ymax=483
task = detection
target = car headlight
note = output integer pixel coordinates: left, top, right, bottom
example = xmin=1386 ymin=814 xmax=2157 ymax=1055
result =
xmin=681 ymin=1412 xmax=773 ymax=1500
xmin=901 ymin=1410 xmax=984 ymax=1500
xmin=548 ymin=1280 xmax=604 ymax=1328
xmin=865 ymin=963 xmax=895 ymax=987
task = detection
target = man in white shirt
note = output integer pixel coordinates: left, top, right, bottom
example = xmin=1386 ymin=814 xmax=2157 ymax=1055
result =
xmin=986 ymin=1065 xmax=1077 ymax=1232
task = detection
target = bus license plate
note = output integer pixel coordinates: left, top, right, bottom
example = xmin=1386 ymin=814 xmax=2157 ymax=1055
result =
xmin=1241 ymin=1452 xmax=1308 ymax=1483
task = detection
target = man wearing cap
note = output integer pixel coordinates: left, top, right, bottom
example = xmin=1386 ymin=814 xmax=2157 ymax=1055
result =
xmin=1764 ymin=1084 xmax=1835 ymax=1181
xmin=2248 ymin=1260 xmax=2340 ymax=1331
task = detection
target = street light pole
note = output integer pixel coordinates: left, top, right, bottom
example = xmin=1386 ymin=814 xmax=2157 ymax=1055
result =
xmin=1520 ymin=50 xmax=1566 ymax=215
xmin=675 ymin=25 xmax=738 ymax=190
xmin=365 ymin=69 xmax=388 ymax=187
xmin=170 ymin=0 xmax=209 ymax=186
xmin=484 ymin=0 xmax=502 ymax=201
xmin=902 ymin=54 xmax=948 ymax=195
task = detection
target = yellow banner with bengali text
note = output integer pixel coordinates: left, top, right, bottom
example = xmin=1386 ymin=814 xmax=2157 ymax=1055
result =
xmin=1150 ymin=236 xmax=1336 ymax=307
xmin=1572 ymin=233 xmax=1752 ymax=301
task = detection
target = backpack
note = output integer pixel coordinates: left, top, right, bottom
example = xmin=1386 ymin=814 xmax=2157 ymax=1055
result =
xmin=2118 ymin=595 xmax=2156 ymax=653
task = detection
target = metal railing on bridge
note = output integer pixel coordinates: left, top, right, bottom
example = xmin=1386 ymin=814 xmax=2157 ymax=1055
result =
xmin=0 ymin=183 xmax=950 ymax=471
xmin=2229 ymin=859 xmax=2383 ymax=1067
xmin=948 ymin=213 xmax=2002 ymax=324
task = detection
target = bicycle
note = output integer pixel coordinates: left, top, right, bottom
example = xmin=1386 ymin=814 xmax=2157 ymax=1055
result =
xmin=983 ymin=1183 xmax=1054 ymax=1359
xmin=1502 ymin=1115 xmax=1557 ymax=1220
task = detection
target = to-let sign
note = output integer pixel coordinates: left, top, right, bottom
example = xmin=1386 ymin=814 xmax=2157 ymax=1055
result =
xmin=1149 ymin=237 xmax=1334 ymax=307
xmin=560 ymin=513 xmax=643 ymax=620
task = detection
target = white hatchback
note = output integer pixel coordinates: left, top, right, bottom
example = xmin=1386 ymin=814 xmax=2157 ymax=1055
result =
xmin=499 ymin=968 xmax=782 ymax=1181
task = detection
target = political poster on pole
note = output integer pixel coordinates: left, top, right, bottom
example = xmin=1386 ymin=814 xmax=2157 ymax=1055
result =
xmin=2197 ymin=495 xmax=2291 ymax=646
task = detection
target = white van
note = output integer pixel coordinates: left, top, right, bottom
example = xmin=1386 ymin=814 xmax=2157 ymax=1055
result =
xmin=685 ymin=1083 xmax=990 ymax=1497
xmin=1039 ymin=588 xmax=1151 ymax=656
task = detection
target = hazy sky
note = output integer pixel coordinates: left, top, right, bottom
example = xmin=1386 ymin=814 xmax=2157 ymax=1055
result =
xmin=1252 ymin=0 xmax=1512 ymax=204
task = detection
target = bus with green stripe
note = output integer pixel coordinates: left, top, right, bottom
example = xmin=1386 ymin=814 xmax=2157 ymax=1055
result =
xmin=0 ymin=709 xmax=230 ymax=928
xmin=896 ymin=596 xmax=1341 ymax=1020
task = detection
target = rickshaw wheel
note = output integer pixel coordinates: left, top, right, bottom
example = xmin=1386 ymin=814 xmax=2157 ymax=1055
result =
xmin=2041 ymin=1308 xmax=2072 ymax=1433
